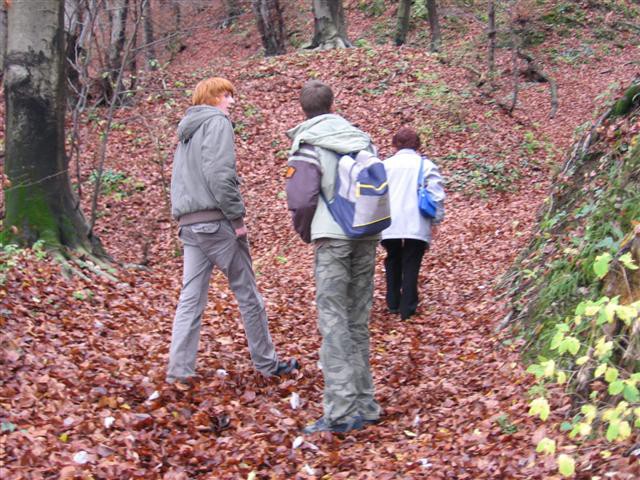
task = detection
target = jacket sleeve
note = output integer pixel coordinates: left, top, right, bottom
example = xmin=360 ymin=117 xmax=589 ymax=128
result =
xmin=201 ymin=116 xmax=245 ymax=225
xmin=425 ymin=163 xmax=446 ymax=224
xmin=285 ymin=144 xmax=321 ymax=244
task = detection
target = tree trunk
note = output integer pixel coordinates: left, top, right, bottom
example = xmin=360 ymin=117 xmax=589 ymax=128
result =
xmin=425 ymin=0 xmax=441 ymax=52
xmin=252 ymin=0 xmax=285 ymax=56
xmin=142 ymin=0 xmax=157 ymax=69
xmin=102 ymin=0 xmax=129 ymax=103
xmin=171 ymin=0 xmax=180 ymax=32
xmin=395 ymin=0 xmax=411 ymax=46
xmin=0 ymin=4 xmax=7 ymax=76
xmin=4 ymin=0 xmax=95 ymax=251
xmin=162 ymin=0 xmax=183 ymax=59
xmin=310 ymin=0 xmax=351 ymax=50
xmin=488 ymin=0 xmax=496 ymax=74
xmin=224 ymin=0 xmax=242 ymax=26
xmin=64 ymin=0 xmax=84 ymax=96
xmin=127 ymin=0 xmax=139 ymax=90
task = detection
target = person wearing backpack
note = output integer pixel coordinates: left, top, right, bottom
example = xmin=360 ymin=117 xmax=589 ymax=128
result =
xmin=285 ymin=80 xmax=381 ymax=433
xmin=167 ymin=77 xmax=298 ymax=384
xmin=381 ymin=127 xmax=446 ymax=320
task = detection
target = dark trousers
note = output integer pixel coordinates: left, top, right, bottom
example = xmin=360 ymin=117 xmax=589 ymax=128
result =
xmin=381 ymin=238 xmax=428 ymax=319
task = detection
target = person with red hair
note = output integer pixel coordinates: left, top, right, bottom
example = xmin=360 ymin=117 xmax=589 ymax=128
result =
xmin=381 ymin=127 xmax=446 ymax=320
xmin=167 ymin=77 xmax=298 ymax=383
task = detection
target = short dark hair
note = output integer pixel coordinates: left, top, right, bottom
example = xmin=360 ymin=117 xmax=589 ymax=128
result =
xmin=300 ymin=80 xmax=333 ymax=119
xmin=392 ymin=127 xmax=421 ymax=150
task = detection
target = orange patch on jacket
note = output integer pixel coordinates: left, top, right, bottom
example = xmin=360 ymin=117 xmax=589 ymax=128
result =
xmin=285 ymin=166 xmax=296 ymax=178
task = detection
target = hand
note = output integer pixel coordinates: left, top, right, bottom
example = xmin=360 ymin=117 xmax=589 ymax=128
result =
xmin=235 ymin=225 xmax=247 ymax=237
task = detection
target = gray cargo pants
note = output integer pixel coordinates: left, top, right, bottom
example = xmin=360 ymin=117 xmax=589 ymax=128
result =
xmin=167 ymin=221 xmax=279 ymax=380
xmin=314 ymin=238 xmax=381 ymax=424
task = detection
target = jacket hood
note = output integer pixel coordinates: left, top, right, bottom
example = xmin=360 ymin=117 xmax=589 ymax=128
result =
xmin=177 ymin=105 xmax=226 ymax=142
xmin=287 ymin=114 xmax=371 ymax=154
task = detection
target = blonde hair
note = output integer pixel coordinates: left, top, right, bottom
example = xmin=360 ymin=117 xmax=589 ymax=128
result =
xmin=192 ymin=77 xmax=235 ymax=106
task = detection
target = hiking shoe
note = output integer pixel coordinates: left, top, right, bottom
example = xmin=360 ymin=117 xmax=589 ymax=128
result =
xmin=166 ymin=375 xmax=198 ymax=389
xmin=302 ymin=415 xmax=364 ymax=434
xmin=274 ymin=358 xmax=299 ymax=377
xmin=362 ymin=417 xmax=381 ymax=426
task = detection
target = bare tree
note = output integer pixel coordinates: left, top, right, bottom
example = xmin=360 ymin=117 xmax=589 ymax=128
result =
xmin=142 ymin=0 xmax=157 ymax=69
xmin=4 ymin=0 xmax=99 ymax=253
xmin=488 ymin=0 xmax=496 ymax=75
xmin=253 ymin=0 xmax=286 ymax=56
xmin=101 ymin=0 xmax=129 ymax=103
xmin=395 ymin=0 xmax=411 ymax=46
xmin=310 ymin=0 xmax=351 ymax=50
xmin=0 ymin=3 xmax=7 ymax=75
xmin=425 ymin=0 xmax=441 ymax=52
xmin=224 ymin=0 xmax=243 ymax=26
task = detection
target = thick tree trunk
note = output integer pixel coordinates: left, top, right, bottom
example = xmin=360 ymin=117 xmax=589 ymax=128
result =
xmin=310 ymin=0 xmax=351 ymax=50
xmin=252 ymin=0 xmax=285 ymax=56
xmin=425 ymin=0 xmax=441 ymax=52
xmin=142 ymin=0 xmax=157 ymax=69
xmin=395 ymin=0 xmax=411 ymax=46
xmin=488 ymin=0 xmax=496 ymax=74
xmin=4 ymin=0 xmax=95 ymax=251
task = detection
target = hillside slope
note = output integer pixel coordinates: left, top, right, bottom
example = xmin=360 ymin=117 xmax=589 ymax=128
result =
xmin=1 ymin=1 xmax=639 ymax=478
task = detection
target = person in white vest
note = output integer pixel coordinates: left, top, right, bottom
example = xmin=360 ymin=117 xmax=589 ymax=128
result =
xmin=381 ymin=127 xmax=446 ymax=320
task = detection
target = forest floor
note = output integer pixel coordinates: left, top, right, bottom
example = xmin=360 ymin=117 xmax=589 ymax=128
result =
xmin=1 ymin=1 xmax=639 ymax=479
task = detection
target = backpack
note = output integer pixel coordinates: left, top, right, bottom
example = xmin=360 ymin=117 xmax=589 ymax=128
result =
xmin=322 ymin=150 xmax=391 ymax=238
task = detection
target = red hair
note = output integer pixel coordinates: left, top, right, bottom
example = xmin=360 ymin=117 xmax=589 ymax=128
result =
xmin=192 ymin=77 xmax=235 ymax=106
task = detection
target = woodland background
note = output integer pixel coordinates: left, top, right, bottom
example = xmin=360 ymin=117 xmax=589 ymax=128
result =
xmin=0 ymin=0 xmax=639 ymax=479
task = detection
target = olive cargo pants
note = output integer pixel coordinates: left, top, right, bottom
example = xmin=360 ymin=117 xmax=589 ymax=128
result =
xmin=314 ymin=238 xmax=381 ymax=424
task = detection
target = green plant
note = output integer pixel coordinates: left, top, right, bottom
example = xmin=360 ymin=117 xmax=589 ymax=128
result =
xmin=243 ymin=103 xmax=260 ymax=118
xmin=353 ymin=38 xmax=370 ymax=48
xmin=496 ymin=414 xmax=519 ymax=434
xmin=358 ymin=0 xmax=386 ymax=17
xmin=89 ymin=169 xmax=129 ymax=195
xmin=526 ymin=265 xmax=639 ymax=477
xmin=233 ymin=121 xmax=249 ymax=141
xmin=447 ymin=155 xmax=521 ymax=197
xmin=372 ymin=21 xmax=391 ymax=45
xmin=0 ymin=242 xmax=48 ymax=285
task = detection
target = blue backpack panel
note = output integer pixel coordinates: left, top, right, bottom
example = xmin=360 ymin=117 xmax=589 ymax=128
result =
xmin=324 ymin=151 xmax=391 ymax=238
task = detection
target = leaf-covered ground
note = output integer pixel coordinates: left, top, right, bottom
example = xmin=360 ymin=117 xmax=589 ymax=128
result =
xmin=1 ymin=2 xmax=639 ymax=478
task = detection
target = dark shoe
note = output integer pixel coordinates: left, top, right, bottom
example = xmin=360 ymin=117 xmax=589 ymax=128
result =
xmin=388 ymin=308 xmax=400 ymax=314
xmin=302 ymin=415 xmax=363 ymax=434
xmin=166 ymin=375 xmax=198 ymax=389
xmin=362 ymin=417 xmax=381 ymax=425
xmin=273 ymin=358 xmax=299 ymax=377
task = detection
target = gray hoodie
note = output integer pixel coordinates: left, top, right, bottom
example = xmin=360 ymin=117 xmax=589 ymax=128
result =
xmin=170 ymin=105 xmax=245 ymax=225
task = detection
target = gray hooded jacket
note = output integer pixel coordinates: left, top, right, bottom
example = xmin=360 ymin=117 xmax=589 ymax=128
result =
xmin=170 ymin=105 xmax=245 ymax=226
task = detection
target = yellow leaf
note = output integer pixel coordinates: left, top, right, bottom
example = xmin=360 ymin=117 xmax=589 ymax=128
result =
xmin=575 ymin=355 xmax=589 ymax=366
xmin=557 ymin=454 xmax=575 ymax=477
